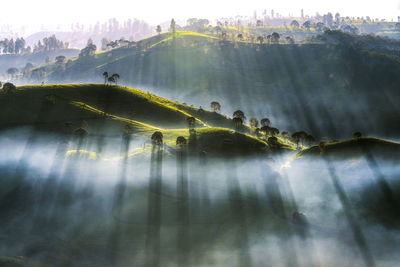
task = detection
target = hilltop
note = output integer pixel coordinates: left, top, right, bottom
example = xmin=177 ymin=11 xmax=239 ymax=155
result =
xmin=0 ymin=83 xmax=297 ymax=157
xmin=20 ymin=31 xmax=400 ymax=141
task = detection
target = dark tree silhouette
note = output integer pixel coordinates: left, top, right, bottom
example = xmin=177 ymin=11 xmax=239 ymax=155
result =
xmin=210 ymin=101 xmax=221 ymax=112
xmin=2 ymin=82 xmax=16 ymax=94
xmin=271 ymin=32 xmax=280 ymax=43
xmin=270 ymin=127 xmax=280 ymax=136
xmin=111 ymin=73 xmax=120 ymax=84
xmin=257 ymin=36 xmax=264 ymax=44
xmin=176 ymin=136 xmax=187 ymax=147
xmin=151 ymin=131 xmax=163 ymax=146
xmin=290 ymin=20 xmax=300 ymax=28
xmin=237 ymin=34 xmax=243 ymax=41
xmin=55 ymin=55 xmax=66 ymax=64
xmin=233 ymin=110 xmax=245 ymax=121
xmin=156 ymin=25 xmax=162 ymax=35
xmin=261 ymin=125 xmax=271 ymax=136
xmin=354 ymin=132 xmax=362 ymax=139
xmin=281 ymin=131 xmax=290 ymax=138
xmin=260 ymin=118 xmax=271 ymax=127
xmin=103 ymin=72 xmax=109 ymax=84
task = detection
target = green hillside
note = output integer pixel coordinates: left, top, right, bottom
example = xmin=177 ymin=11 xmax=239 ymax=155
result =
xmin=24 ymin=31 xmax=400 ymax=141
xmin=0 ymin=83 xmax=296 ymax=157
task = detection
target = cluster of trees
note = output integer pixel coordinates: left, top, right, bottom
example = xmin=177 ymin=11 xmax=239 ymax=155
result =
xmin=79 ymin=39 xmax=97 ymax=57
xmin=0 ymin=38 xmax=28 ymax=54
xmin=33 ymin=35 xmax=69 ymax=53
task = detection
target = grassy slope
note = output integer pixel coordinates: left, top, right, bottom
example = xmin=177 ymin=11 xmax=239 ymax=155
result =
xmin=0 ymin=83 xmax=289 ymax=157
xmin=295 ymin=137 xmax=400 ymax=160
xmin=34 ymin=31 xmax=400 ymax=141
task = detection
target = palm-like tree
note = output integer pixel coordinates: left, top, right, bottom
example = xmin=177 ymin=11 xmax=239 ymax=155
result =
xmin=103 ymin=72 xmax=108 ymax=84
xmin=233 ymin=117 xmax=243 ymax=130
xmin=111 ymin=73 xmax=120 ymax=85
xmin=176 ymin=136 xmax=187 ymax=147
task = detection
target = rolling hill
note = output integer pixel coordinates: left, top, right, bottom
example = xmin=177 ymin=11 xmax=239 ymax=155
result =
xmin=0 ymin=83 xmax=297 ymax=158
xmin=21 ymin=31 xmax=400 ymax=141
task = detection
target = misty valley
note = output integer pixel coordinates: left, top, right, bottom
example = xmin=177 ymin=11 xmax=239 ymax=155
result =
xmin=1 ymin=5 xmax=400 ymax=267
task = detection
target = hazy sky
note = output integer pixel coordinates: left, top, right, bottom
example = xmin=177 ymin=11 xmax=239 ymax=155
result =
xmin=2 ymin=0 xmax=399 ymax=30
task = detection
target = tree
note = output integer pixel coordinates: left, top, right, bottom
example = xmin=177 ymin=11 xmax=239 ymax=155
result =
xmin=103 ymin=72 xmax=109 ymax=84
xmin=270 ymin=127 xmax=280 ymax=136
xmin=170 ymin=19 xmax=176 ymax=33
xmin=2 ymin=82 xmax=16 ymax=94
xmin=286 ymin=36 xmax=295 ymax=44
xmin=237 ymin=34 xmax=244 ymax=41
xmin=353 ymin=132 xmax=362 ymax=139
xmin=233 ymin=110 xmax=245 ymax=121
xmin=271 ymin=32 xmax=280 ymax=43
xmin=111 ymin=73 xmax=120 ymax=84
xmin=302 ymin=21 xmax=312 ymax=29
xmin=260 ymin=118 xmax=271 ymax=127
xmin=186 ymin=116 xmax=196 ymax=129
xmin=257 ymin=36 xmax=264 ymax=44
xmin=176 ymin=136 xmax=187 ymax=147
xmin=249 ymin=117 xmax=259 ymax=128
xmin=156 ymin=25 xmax=162 ymax=35
xmin=79 ymin=41 xmax=97 ymax=57
xmin=151 ymin=131 xmax=163 ymax=146
xmin=107 ymin=76 xmax=115 ymax=85
xmin=210 ymin=101 xmax=221 ymax=112
xmin=267 ymin=136 xmax=278 ymax=147
xmin=290 ymin=20 xmax=300 ymax=28
xmin=55 ymin=55 xmax=66 ymax=64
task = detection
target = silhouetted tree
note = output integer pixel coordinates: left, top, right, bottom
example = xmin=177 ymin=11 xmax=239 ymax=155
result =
xmin=103 ymin=72 xmax=109 ymax=84
xmin=257 ymin=36 xmax=264 ymax=44
xmin=303 ymin=21 xmax=312 ymax=29
xmin=151 ymin=131 xmax=163 ymax=146
xmin=290 ymin=20 xmax=300 ymax=28
xmin=176 ymin=136 xmax=187 ymax=147
xmin=170 ymin=19 xmax=176 ymax=33
xmin=237 ymin=34 xmax=243 ymax=41
xmin=271 ymin=32 xmax=280 ymax=43
xmin=353 ymin=132 xmax=362 ymax=139
xmin=2 ymin=82 xmax=16 ymax=94
xmin=260 ymin=118 xmax=271 ymax=127
xmin=55 ymin=55 xmax=66 ymax=64
xmin=156 ymin=25 xmax=162 ymax=35
xmin=210 ymin=101 xmax=221 ymax=112
xmin=281 ymin=131 xmax=290 ymax=138
xmin=111 ymin=73 xmax=120 ymax=84
xmin=233 ymin=110 xmax=245 ymax=121
xmin=270 ymin=127 xmax=279 ymax=136
xmin=267 ymin=136 xmax=278 ymax=147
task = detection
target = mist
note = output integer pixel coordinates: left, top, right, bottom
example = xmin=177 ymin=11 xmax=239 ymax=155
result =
xmin=1 ymin=127 xmax=399 ymax=266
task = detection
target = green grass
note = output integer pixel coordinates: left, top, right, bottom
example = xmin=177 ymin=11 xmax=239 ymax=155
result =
xmin=0 ymin=83 xmax=297 ymax=158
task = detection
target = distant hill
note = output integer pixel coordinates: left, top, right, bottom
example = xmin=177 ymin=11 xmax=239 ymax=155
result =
xmin=21 ymin=31 xmax=400 ymax=140
xmin=0 ymin=49 xmax=79 ymax=78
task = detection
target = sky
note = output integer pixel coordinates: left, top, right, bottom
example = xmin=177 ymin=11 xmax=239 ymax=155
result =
xmin=1 ymin=0 xmax=399 ymax=32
